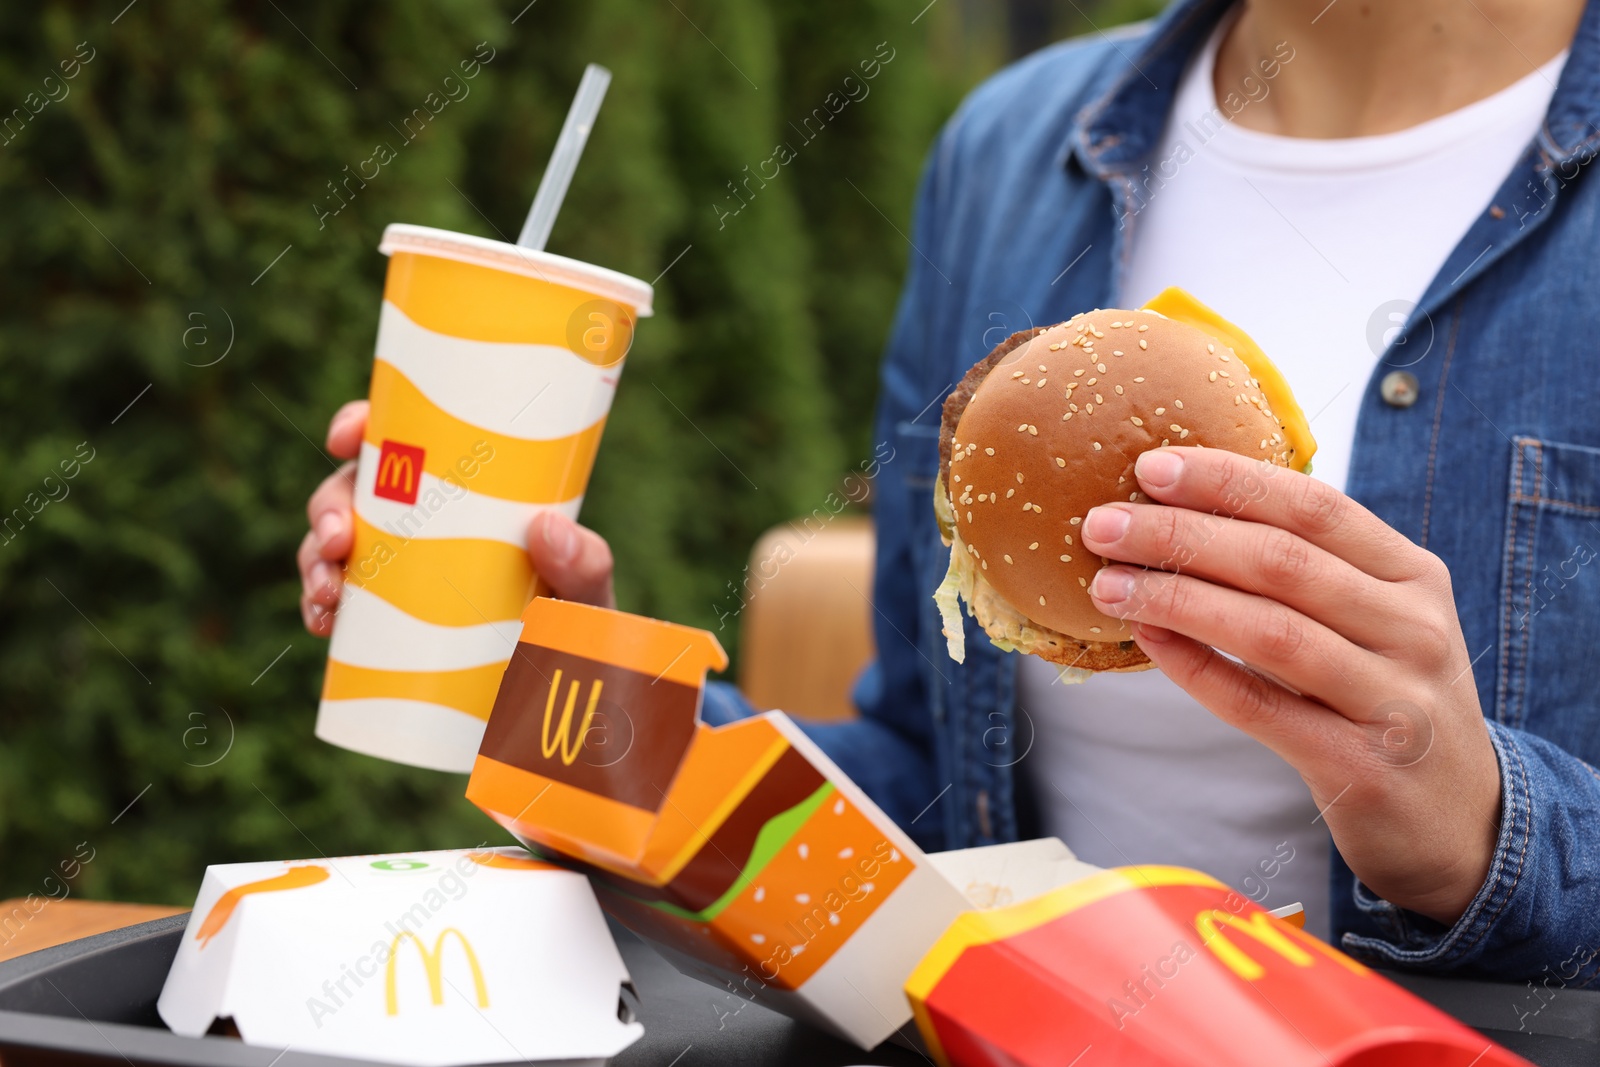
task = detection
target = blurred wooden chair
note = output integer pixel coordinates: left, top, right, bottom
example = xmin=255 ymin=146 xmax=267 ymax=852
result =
xmin=737 ymin=515 xmax=875 ymax=721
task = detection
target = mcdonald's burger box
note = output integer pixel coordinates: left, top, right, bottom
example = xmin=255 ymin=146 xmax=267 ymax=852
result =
xmin=156 ymin=847 xmax=642 ymax=1066
xmin=465 ymin=599 xmax=1108 ymax=1049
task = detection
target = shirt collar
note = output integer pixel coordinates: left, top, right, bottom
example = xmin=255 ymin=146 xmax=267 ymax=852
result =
xmin=1066 ymin=0 xmax=1233 ymax=179
xmin=1067 ymin=0 xmax=1600 ymax=177
xmin=1544 ymin=0 xmax=1600 ymax=164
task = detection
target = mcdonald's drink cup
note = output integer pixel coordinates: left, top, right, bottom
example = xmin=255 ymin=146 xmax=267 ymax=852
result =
xmin=156 ymin=847 xmax=643 ymax=1066
xmin=317 ymin=224 xmax=653 ymax=773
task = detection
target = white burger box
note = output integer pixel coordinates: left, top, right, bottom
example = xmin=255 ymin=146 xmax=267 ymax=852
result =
xmin=156 ymin=847 xmax=642 ymax=1067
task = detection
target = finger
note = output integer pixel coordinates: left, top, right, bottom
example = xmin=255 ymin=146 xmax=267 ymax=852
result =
xmin=1128 ymin=621 xmax=1353 ymax=772
xmin=1081 ymin=501 xmax=1408 ymax=650
xmin=306 ymin=461 xmax=358 ymax=561
xmin=297 ymin=529 xmax=323 ymax=583
xmin=326 ymin=401 xmax=368 ymax=460
xmin=1131 ymin=448 xmax=1434 ymax=584
xmin=306 ymin=560 xmax=343 ymax=608
xmin=527 ymin=511 xmax=616 ymax=609
xmin=297 ymin=531 xmax=344 ymax=608
xmin=301 ymin=594 xmax=335 ymax=637
xmin=1091 ymin=564 xmax=1374 ymax=708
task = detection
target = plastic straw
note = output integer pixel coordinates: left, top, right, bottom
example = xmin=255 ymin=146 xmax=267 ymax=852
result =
xmin=518 ymin=64 xmax=611 ymax=250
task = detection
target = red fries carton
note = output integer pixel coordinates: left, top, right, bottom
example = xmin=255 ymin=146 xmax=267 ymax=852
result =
xmin=905 ymin=866 xmax=1531 ymax=1067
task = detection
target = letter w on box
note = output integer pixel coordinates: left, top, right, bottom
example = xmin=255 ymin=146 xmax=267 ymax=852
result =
xmin=541 ymin=669 xmax=604 ymax=766
xmin=470 ymin=598 xmax=729 ymax=871
xmin=375 ymin=439 xmax=426 ymax=505
xmin=481 ymin=639 xmax=704 ymax=811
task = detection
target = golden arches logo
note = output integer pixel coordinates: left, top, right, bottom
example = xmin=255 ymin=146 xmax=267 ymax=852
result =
xmin=379 ymin=453 xmax=414 ymax=494
xmin=1194 ymin=908 xmax=1370 ymax=983
xmin=385 ymin=928 xmax=489 ymax=1015
xmin=373 ymin=439 xmax=425 ymax=505
xmin=540 ymin=668 xmax=603 ymax=766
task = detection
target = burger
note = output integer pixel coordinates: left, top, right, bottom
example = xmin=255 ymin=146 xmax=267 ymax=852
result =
xmin=933 ymin=288 xmax=1316 ymax=681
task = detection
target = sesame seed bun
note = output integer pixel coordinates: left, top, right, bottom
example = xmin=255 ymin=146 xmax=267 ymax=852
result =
xmin=934 ymin=307 xmax=1297 ymax=676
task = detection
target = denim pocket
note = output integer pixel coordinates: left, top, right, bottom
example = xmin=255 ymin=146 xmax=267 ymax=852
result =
xmin=1496 ymin=436 xmax=1600 ymax=752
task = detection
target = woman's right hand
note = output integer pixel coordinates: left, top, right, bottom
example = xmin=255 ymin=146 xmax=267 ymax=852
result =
xmin=297 ymin=400 xmax=617 ymax=636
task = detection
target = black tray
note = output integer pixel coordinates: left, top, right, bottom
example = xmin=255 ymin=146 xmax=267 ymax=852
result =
xmin=0 ymin=913 xmax=1595 ymax=1066
xmin=0 ymin=914 xmax=926 ymax=1067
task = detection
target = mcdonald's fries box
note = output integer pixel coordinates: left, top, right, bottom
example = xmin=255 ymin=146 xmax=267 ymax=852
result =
xmin=155 ymin=847 xmax=643 ymax=1067
xmin=905 ymin=864 xmax=1534 ymax=1067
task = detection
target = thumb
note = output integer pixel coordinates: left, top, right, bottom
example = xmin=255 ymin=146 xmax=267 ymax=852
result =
xmin=527 ymin=511 xmax=616 ymax=609
xmin=326 ymin=400 xmax=368 ymax=460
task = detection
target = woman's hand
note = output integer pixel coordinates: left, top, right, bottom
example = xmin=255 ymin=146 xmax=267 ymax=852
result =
xmin=297 ymin=400 xmax=616 ymax=636
xmin=1080 ymin=446 xmax=1502 ymax=925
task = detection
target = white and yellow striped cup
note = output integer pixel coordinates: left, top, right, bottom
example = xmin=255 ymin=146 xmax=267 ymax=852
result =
xmin=316 ymin=224 xmax=653 ymax=772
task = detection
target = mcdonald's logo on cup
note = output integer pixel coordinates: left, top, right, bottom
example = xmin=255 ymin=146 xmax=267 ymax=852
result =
xmin=373 ymin=439 xmax=425 ymax=505
xmin=385 ymin=928 xmax=489 ymax=1016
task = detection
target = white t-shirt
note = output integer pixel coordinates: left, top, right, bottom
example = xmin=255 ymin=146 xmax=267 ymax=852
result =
xmin=1022 ymin=18 xmax=1566 ymax=938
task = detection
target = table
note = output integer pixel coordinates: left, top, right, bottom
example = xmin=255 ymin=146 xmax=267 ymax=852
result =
xmin=0 ymin=900 xmax=185 ymax=965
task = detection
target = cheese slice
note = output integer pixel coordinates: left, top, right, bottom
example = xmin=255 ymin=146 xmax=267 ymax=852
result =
xmin=1141 ymin=287 xmax=1317 ymax=473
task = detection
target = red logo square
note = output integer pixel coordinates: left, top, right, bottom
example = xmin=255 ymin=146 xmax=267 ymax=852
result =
xmin=373 ymin=439 xmax=425 ymax=505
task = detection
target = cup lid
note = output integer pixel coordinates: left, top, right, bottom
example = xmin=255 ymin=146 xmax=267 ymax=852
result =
xmin=379 ymin=223 xmax=654 ymax=316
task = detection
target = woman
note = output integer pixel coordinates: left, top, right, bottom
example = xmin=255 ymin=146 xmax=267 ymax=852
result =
xmin=299 ymin=0 xmax=1600 ymax=981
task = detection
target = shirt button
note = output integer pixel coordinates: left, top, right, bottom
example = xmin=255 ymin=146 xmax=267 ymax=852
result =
xmin=1380 ymin=371 xmax=1420 ymax=408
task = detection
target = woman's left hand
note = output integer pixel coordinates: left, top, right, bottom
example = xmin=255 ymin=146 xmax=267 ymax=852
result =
xmin=1080 ymin=445 xmax=1502 ymax=925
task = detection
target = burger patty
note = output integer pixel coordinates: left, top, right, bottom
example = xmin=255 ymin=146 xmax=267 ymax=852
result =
xmin=938 ymin=329 xmax=1035 ymax=495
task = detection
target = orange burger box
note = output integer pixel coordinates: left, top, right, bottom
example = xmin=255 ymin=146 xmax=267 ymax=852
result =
xmin=905 ymin=865 xmax=1532 ymax=1067
xmin=465 ymin=598 xmax=1102 ymax=1049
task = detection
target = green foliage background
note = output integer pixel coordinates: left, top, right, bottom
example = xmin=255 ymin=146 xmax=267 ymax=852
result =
xmin=0 ymin=0 xmax=1160 ymax=906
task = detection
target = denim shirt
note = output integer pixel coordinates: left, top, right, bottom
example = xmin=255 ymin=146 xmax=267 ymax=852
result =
xmin=705 ymin=0 xmax=1600 ymax=983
